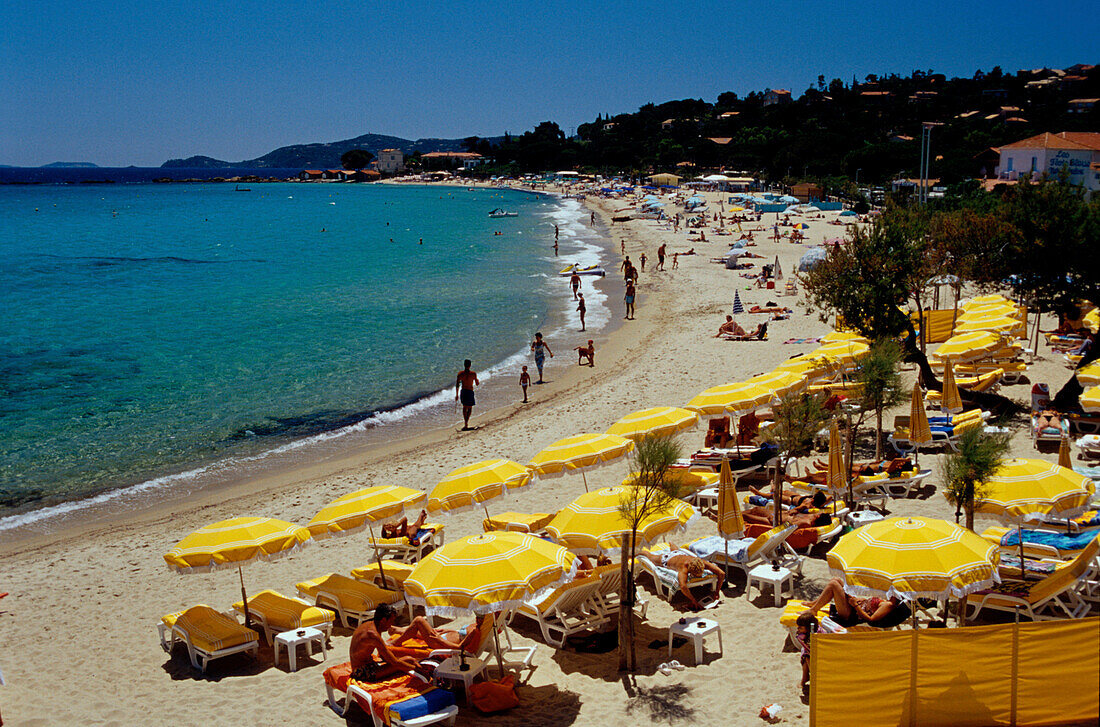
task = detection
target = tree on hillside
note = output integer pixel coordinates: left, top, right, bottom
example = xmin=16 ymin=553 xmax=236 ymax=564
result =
xmin=340 ymin=149 xmax=374 ymax=170
xmin=617 ymin=436 xmax=682 ymax=672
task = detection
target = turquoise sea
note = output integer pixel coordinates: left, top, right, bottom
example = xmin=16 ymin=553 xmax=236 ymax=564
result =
xmin=0 ymin=183 xmax=605 ymax=529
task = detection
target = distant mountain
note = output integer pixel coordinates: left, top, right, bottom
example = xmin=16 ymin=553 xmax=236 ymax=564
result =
xmin=42 ymin=161 xmax=99 ymax=168
xmin=162 ymin=133 xmax=502 ymax=169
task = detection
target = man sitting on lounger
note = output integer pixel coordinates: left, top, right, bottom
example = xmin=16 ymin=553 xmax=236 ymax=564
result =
xmin=350 ymin=603 xmax=420 ymax=682
xmin=803 ymin=578 xmax=900 ymax=627
xmin=742 ymin=507 xmax=832 ymax=529
xmin=715 ymin=315 xmax=745 ymax=338
xmin=381 ymin=509 xmax=436 ymax=543
xmin=388 ymin=612 xmax=491 ymax=653
xmin=637 ymin=549 xmax=725 ymax=610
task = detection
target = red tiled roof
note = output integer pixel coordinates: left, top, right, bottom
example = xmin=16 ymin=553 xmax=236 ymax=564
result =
xmin=708 ymin=137 xmax=733 ymax=145
xmin=1000 ymin=132 xmax=1100 ymax=151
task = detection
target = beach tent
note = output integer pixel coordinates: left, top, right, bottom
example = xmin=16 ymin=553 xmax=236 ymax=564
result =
xmin=702 ymin=174 xmax=733 ymax=182
xmin=648 ymin=173 xmax=681 ymax=186
xmin=778 ymin=195 xmax=799 ymax=203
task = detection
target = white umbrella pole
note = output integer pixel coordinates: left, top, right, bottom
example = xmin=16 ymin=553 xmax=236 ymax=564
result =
xmin=238 ymin=565 xmax=252 ymax=629
xmin=368 ymin=522 xmax=389 ymax=591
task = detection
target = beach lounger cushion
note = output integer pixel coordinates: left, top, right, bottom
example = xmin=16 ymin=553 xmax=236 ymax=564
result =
xmin=232 ymin=589 xmax=335 ymax=641
xmin=160 ymin=605 xmax=260 ymax=672
xmin=296 ymin=573 xmax=405 ymax=628
xmin=352 ymin=561 xmax=416 ymax=588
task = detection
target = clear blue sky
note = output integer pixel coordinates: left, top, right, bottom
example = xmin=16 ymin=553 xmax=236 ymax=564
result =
xmin=1 ymin=1 xmax=1094 ymax=167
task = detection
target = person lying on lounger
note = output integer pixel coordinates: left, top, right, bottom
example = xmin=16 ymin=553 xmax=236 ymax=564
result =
xmin=388 ymin=611 xmax=492 ymax=653
xmin=803 ymin=578 xmax=900 ymax=627
xmin=350 ymin=603 xmax=420 ymax=682
xmin=380 ymin=510 xmax=436 ymax=542
xmin=1034 ymin=410 xmax=1064 ymax=433
xmin=637 ymin=549 xmax=725 ymax=610
xmin=742 ymin=507 xmax=832 ymax=529
xmin=749 ymin=486 xmax=831 ymax=510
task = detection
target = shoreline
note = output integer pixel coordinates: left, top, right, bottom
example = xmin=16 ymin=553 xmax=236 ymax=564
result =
xmin=0 ymin=186 xmax=623 ymax=552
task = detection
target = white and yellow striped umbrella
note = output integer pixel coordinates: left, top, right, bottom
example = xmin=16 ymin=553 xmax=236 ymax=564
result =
xmin=1076 ymin=362 xmax=1100 ymax=387
xmin=827 ymin=516 xmax=999 ymax=599
xmin=717 ymin=459 xmax=745 ymax=540
xmin=1083 ymin=309 xmax=1100 ymax=334
xmin=932 ymin=331 xmax=1004 ymax=363
xmin=606 ymin=406 xmax=699 ymax=441
xmin=940 ymin=358 xmax=964 ymax=415
xmin=1082 ymin=386 xmax=1100 ymax=414
xmin=527 ymin=433 xmax=634 ymax=484
xmin=908 ymin=381 xmax=933 ymax=449
xmin=307 ymin=486 xmax=426 ymax=539
xmin=686 ymin=381 xmax=774 ymax=417
xmin=165 ymin=517 xmax=312 ymax=573
xmin=546 ymin=486 xmax=700 ymax=555
xmin=404 ymin=531 xmax=578 ymax=616
xmin=955 ymin=315 xmax=1025 ymax=338
xmin=773 ymin=354 xmax=840 ymax=381
xmin=820 ymin=330 xmax=870 ymax=345
xmin=746 ymin=370 xmax=808 ymax=399
xmin=976 ymin=458 xmax=1096 ymax=522
xmin=815 ymin=339 xmax=870 ymax=365
xmin=427 ymin=459 xmax=531 ymax=515
xmin=960 ymin=294 xmax=1011 ymax=311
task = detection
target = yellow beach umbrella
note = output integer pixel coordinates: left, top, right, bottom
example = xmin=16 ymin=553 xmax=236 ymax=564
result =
xmin=545 ymin=486 xmax=700 ymax=556
xmin=827 ymin=419 xmax=846 ymax=496
xmin=746 ymin=370 xmax=808 ymax=399
xmin=976 ymin=459 xmax=1096 ymax=524
xmin=908 ymin=381 xmax=933 ymax=458
xmin=816 ymin=339 xmax=870 ymax=365
xmin=1059 ymin=435 xmax=1073 ymax=469
xmin=955 ymin=316 xmax=1025 ymax=338
xmin=622 ymin=469 xmax=719 ymax=498
xmin=1076 ymin=362 xmax=1100 ymax=387
xmin=607 ymin=406 xmax=700 ymax=441
xmin=773 ymin=354 xmax=840 ymax=381
xmin=482 ymin=511 xmax=555 ymax=533
xmin=717 ymin=459 xmax=745 ymax=543
xmin=307 ymin=486 xmax=426 ymax=539
xmin=820 ymin=330 xmax=870 ymax=344
xmin=827 ymin=516 xmax=999 ymax=599
xmin=940 ymin=358 xmax=964 ymax=415
xmin=528 ymin=433 xmax=635 ymax=491
xmin=685 ymin=381 xmax=774 ymax=417
xmin=164 ymin=517 xmax=312 ymax=627
xmin=1081 ymin=386 xmax=1100 ymax=414
xmin=1083 ymin=309 xmax=1100 ymax=334
xmin=404 ymin=531 xmax=578 ymax=615
xmin=932 ymin=331 xmax=1003 ymax=363
xmin=960 ymin=294 xmax=1010 ymax=311
xmin=427 ymin=459 xmax=531 ymax=516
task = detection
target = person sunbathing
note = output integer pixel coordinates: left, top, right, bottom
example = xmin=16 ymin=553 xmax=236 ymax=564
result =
xmin=575 ymin=554 xmax=612 ymax=579
xmin=749 ymin=486 xmax=830 ymax=510
xmin=715 ymin=315 xmax=745 ymax=337
xmin=388 ymin=611 xmax=491 ymax=653
xmin=742 ymin=507 xmax=832 ymax=529
xmin=350 ymin=603 xmax=420 ymax=682
xmin=381 ymin=510 xmax=435 ymax=542
xmin=1035 ymin=410 xmax=1063 ymax=432
xmin=637 ymin=549 xmax=725 ymax=610
xmin=803 ymin=578 xmax=899 ymax=627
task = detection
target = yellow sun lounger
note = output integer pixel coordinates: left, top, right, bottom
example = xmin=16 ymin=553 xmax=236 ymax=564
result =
xmin=159 ymin=605 xmax=259 ymax=673
xmin=351 ymin=561 xmax=416 ymax=590
xmin=366 ymin=524 xmax=445 ymax=563
xmin=296 ymin=573 xmax=407 ymax=628
xmin=232 ymin=589 xmax=335 ymax=643
xmin=967 ymin=537 xmax=1100 ymax=621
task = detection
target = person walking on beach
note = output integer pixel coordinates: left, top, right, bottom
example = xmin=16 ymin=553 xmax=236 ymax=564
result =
xmin=530 ymin=332 xmax=553 ymax=383
xmin=657 ymin=243 xmax=666 ymax=271
xmin=672 ymin=252 xmax=679 ymax=269
xmin=520 ymin=366 xmax=531 ymax=403
xmin=570 ymin=270 xmax=581 ymax=299
xmin=639 ymin=252 xmax=647 ymax=271
xmin=576 ymin=293 xmax=587 ymax=331
xmin=455 ymin=359 xmax=480 ymax=431
xmin=625 ymin=281 xmax=636 ymax=320
xmin=620 ymin=256 xmax=631 ymax=274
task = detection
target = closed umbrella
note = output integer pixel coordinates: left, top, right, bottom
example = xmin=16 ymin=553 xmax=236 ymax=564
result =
xmin=607 ymin=407 xmax=699 ymax=441
xmin=908 ymin=381 xmax=933 ymax=463
xmin=528 ymin=433 xmax=634 ymax=492
xmin=1058 ymin=436 xmax=1073 ymax=469
xmin=164 ymin=517 xmax=312 ymax=627
xmin=732 ymin=291 xmax=744 ymax=316
xmin=940 ymin=358 xmax=964 ymax=415
xmin=827 ymin=419 xmax=847 ymax=501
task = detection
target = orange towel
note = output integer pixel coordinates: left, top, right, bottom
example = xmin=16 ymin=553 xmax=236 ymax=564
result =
xmin=351 ymin=675 xmax=436 ymax=726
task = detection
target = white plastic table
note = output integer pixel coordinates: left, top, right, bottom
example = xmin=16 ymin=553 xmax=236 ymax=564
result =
xmin=746 ymin=564 xmax=794 ymax=606
xmin=273 ymin=626 xmax=326 ymax=672
xmin=847 ymin=510 xmax=886 ymax=528
xmin=668 ymin=617 xmax=722 ymax=665
xmin=434 ymin=654 xmax=486 ymax=701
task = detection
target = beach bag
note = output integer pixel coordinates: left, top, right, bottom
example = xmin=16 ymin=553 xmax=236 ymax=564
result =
xmin=468 ymin=674 xmax=519 ymax=714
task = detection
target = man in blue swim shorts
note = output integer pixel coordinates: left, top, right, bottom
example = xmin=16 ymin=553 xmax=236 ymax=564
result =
xmin=455 ymin=359 xmax=480 ymax=430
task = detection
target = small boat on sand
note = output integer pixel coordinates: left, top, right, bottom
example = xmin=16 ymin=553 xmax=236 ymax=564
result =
xmin=489 ymin=208 xmax=518 ymax=218
xmin=559 ymin=264 xmax=606 ymax=277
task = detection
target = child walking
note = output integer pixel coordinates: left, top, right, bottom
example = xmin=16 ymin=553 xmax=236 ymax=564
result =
xmin=519 ymin=366 xmax=531 ymax=403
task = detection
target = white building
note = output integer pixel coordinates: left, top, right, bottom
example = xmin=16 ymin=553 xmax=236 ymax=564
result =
xmin=996 ymin=132 xmax=1100 ymax=194
xmin=374 ymin=148 xmax=404 ymax=173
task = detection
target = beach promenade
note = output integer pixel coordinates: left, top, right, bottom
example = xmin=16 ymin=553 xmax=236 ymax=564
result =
xmin=0 ymin=184 xmax=1088 ymax=726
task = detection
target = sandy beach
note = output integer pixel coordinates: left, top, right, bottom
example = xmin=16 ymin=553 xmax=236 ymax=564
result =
xmin=0 ymin=186 xmax=1071 ymax=726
